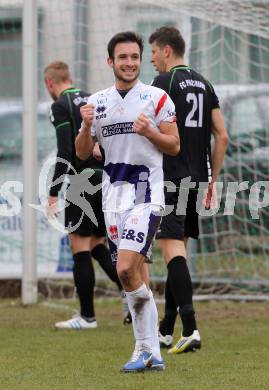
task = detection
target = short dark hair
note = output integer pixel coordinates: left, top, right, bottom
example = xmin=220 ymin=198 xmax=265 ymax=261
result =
xmin=44 ymin=61 xmax=71 ymax=83
xmin=107 ymin=31 xmax=144 ymax=60
xmin=149 ymin=26 xmax=185 ymax=57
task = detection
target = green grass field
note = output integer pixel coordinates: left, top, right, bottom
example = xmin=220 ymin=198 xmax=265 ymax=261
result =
xmin=0 ymin=299 xmax=269 ymax=390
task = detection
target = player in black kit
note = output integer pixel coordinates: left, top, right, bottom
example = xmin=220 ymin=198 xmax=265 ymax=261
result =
xmin=44 ymin=61 xmax=130 ymax=329
xmin=149 ymin=27 xmax=228 ymax=352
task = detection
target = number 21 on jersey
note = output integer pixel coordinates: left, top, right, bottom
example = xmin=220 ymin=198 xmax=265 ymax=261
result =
xmin=185 ymin=93 xmax=203 ymax=127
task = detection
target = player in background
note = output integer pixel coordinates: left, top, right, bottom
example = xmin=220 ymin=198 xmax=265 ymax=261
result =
xmin=44 ymin=61 xmax=129 ymax=329
xmin=76 ymin=31 xmax=180 ymax=372
xmin=149 ymin=27 xmax=228 ymax=353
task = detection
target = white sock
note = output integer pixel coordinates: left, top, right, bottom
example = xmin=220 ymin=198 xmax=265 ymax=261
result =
xmin=149 ymin=290 xmax=162 ymax=361
xmin=125 ymin=283 xmax=151 ymax=351
xmin=121 ymin=290 xmax=129 ymax=315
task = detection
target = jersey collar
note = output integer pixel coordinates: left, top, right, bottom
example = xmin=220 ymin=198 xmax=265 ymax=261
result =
xmin=113 ymin=80 xmax=142 ymax=98
xmin=170 ymin=65 xmax=190 ymax=72
xmin=61 ymin=87 xmax=80 ymax=95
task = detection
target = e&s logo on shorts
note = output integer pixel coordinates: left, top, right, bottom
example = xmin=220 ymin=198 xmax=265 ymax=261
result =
xmin=121 ymin=229 xmax=145 ymax=243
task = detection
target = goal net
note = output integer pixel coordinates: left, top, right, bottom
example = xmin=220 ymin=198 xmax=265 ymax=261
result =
xmin=0 ymin=0 xmax=269 ymax=298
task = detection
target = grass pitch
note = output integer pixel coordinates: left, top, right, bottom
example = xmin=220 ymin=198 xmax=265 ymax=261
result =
xmin=0 ymin=299 xmax=269 ymax=390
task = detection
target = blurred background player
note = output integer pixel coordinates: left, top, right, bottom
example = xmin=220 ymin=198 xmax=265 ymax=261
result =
xmin=76 ymin=31 xmax=179 ymax=372
xmin=43 ymin=61 xmax=130 ymax=329
xmin=149 ymin=27 xmax=228 ymax=353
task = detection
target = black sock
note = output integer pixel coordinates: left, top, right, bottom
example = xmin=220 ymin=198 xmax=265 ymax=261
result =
xmin=159 ymin=275 xmax=178 ymax=336
xmin=73 ymin=251 xmax=95 ymax=319
xmin=178 ymin=304 xmax=197 ymax=337
xmin=167 ymin=256 xmax=197 ymax=337
xmin=91 ymin=244 xmax=122 ymax=291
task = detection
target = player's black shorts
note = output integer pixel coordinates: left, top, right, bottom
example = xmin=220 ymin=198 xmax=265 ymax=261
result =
xmin=156 ymin=180 xmax=199 ymax=241
xmin=64 ymin=169 xmax=106 ymax=237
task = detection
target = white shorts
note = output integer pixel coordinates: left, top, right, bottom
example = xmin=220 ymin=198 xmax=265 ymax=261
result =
xmin=105 ymin=204 xmax=162 ymax=263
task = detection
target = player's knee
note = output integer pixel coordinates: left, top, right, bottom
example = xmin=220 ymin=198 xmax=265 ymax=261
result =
xmin=117 ymin=262 xmax=136 ymax=287
xmin=90 ymin=236 xmax=105 ymax=250
xmin=117 ymin=266 xmax=131 ymax=286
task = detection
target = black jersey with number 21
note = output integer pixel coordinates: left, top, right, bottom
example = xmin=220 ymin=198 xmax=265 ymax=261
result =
xmin=152 ymin=65 xmax=220 ymax=183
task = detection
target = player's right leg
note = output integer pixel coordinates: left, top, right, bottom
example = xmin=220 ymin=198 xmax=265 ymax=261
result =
xmin=54 ymin=193 xmax=99 ymax=330
xmin=86 ymin=172 xmax=132 ymax=324
xmin=55 ymin=232 xmax=97 ymax=330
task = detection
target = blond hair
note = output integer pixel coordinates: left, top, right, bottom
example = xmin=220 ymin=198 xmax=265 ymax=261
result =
xmin=44 ymin=61 xmax=71 ymax=83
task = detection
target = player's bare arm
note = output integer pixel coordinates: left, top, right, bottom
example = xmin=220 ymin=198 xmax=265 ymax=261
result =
xmin=211 ymin=108 xmax=229 ymax=183
xmin=45 ymin=195 xmax=59 ymax=219
xmin=133 ymin=113 xmax=180 ymax=156
xmin=93 ymin=142 xmax=103 ymax=161
xmin=203 ymin=109 xmax=228 ymax=209
xmin=75 ymin=103 xmax=96 ymax=160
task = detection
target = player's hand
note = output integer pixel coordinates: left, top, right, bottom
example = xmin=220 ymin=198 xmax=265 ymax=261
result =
xmin=133 ymin=113 xmax=153 ymax=137
xmin=46 ymin=196 xmax=59 ymax=219
xmin=80 ymin=103 xmax=95 ymax=129
xmin=203 ymin=182 xmax=218 ymax=210
xmin=93 ymin=142 xmax=102 ymax=161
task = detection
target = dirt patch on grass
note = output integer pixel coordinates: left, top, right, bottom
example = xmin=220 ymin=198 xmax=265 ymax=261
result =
xmin=197 ymin=301 xmax=269 ymax=321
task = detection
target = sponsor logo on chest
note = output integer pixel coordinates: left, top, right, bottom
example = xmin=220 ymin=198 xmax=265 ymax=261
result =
xmin=102 ymin=122 xmax=134 ymax=137
xmin=96 ymin=105 xmax=107 ymax=120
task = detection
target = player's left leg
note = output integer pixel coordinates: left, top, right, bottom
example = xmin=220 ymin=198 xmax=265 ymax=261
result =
xmin=117 ymin=250 xmax=154 ymax=372
xmin=158 ymin=278 xmax=177 ymax=348
xmin=159 ymin=238 xmax=200 ymax=353
xmin=155 ymin=207 xmax=186 ymax=347
xmin=166 ymin=190 xmax=201 ymax=353
xmin=90 ymin=236 xmax=122 ymax=290
xmin=141 ymin=263 xmax=163 ymax=370
xmin=156 ymin=182 xmax=201 ymax=353
xmin=165 ymin=190 xmax=201 ymax=353
xmin=90 ymin=235 xmax=132 ymax=325
xmin=117 ymin=205 xmax=164 ymax=372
